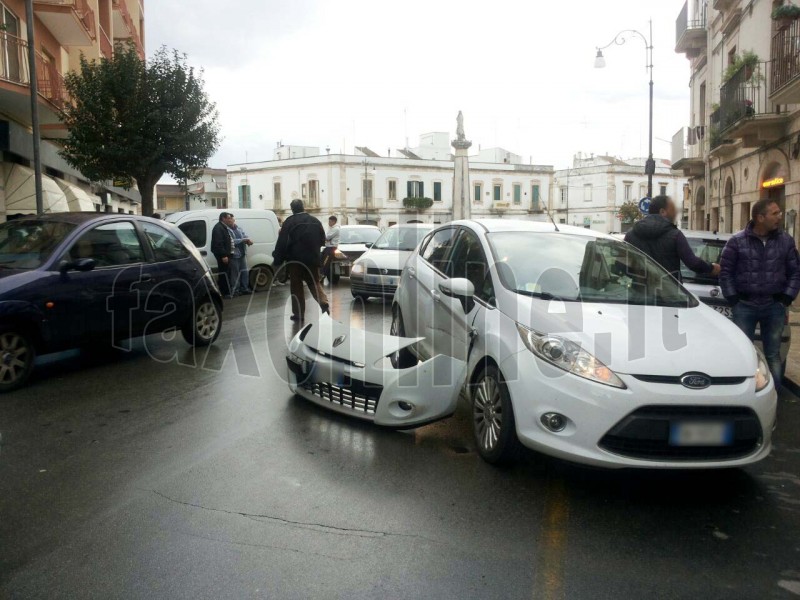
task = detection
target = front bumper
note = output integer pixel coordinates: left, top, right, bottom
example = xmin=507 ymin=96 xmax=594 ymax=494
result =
xmin=287 ymin=321 xmax=466 ymax=428
xmin=350 ymin=275 xmax=397 ymax=297
xmin=497 ymin=350 xmax=777 ymax=469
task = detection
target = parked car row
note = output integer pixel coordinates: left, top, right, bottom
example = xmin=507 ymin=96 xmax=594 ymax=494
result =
xmin=289 ymin=219 xmax=780 ymax=471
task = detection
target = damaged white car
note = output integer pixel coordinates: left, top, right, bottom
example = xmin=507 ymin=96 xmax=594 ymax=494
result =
xmin=287 ymin=316 xmax=467 ymax=428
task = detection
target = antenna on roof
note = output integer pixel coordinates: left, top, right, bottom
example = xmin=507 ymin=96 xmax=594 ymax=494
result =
xmin=541 ymin=198 xmax=560 ymax=232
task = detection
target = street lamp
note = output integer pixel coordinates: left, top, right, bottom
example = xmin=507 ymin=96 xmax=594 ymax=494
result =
xmin=362 ymin=157 xmax=370 ymax=223
xmin=595 ymin=21 xmax=655 ymax=199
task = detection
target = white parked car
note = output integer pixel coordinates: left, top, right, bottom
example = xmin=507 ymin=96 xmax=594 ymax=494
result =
xmin=322 ymin=225 xmax=382 ymax=283
xmin=389 ymin=219 xmax=777 ymax=468
xmin=350 ymin=223 xmax=433 ymax=300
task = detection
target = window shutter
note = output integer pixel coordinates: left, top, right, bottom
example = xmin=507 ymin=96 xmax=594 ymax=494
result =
xmin=238 ymin=185 xmax=244 ymax=207
xmin=407 ymin=181 xmax=413 ymax=198
xmin=419 ymin=182 xmax=424 ymax=198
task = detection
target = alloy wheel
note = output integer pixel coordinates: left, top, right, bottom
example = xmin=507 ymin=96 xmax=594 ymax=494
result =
xmin=0 ymin=332 xmax=33 ymax=387
xmin=473 ymin=375 xmax=503 ymax=452
xmin=195 ymin=301 xmax=220 ymax=341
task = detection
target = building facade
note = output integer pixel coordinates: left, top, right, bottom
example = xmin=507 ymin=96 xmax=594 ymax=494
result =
xmin=553 ymin=154 xmax=689 ymax=233
xmin=227 ymin=138 xmax=554 ymax=228
xmin=155 ymin=168 xmax=228 ymax=214
xmin=0 ymin=0 xmax=145 ymax=220
xmin=672 ymin=0 xmax=800 ymax=240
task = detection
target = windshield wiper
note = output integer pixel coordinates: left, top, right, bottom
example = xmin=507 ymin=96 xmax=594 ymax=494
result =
xmin=515 ymin=289 xmax=577 ymax=302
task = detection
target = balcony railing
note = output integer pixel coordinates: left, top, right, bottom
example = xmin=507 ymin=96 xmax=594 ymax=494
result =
xmin=34 ymin=0 xmax=96 ymax=40
xmin=0 ymin=32 xmax=68 ymax=111
xmin=771 ymin=18 xmax=800 ymax=97
xmin=675 ymin=1 xmax=707 ymax=54
xmin=716 ymin=61 xmax=772 ymax=135
xmin=99 ymin=24 xmax=112 ymax=58
xmin=111 ymin=0 xmax=144 ymax=57
xmin=671 ymin=127 xmax=705 ymax=166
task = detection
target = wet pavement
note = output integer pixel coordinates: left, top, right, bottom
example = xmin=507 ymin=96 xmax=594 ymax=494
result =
xmin=1 ymin=281 xmax=799 ymax=599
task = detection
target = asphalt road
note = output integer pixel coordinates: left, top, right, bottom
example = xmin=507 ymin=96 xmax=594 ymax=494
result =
xmin=1 ymin=281 xmax=799 ymax=599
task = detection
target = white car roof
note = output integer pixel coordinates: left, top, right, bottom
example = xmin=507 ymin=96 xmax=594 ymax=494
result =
xmin=455 ymin=218 xmax=613 ymax=239
xmin=680 ymin=229 xmax=732 ymax=241
xmin=340 ymin=225 xmax=380 ymax=229
xmin=387 ymin=223 xmax=434 ymax=229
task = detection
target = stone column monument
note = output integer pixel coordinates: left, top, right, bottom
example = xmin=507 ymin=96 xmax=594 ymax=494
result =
xmin=452 ymin=111 xmax=472 ymax=221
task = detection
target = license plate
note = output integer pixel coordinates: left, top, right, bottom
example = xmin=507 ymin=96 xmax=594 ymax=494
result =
xmin=388 ymin=278 xmax=395 ymax=286
xmin=366 ymin=275 xmax=380 ymax=284
xmin=712 ymin=305 xmax=732 ymax=319
xmin=669 ymin=421 xmax=734 ymax=446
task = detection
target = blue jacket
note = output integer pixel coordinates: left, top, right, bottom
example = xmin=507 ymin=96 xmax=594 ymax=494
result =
xmin=719 ymin=222 xmax=800 ymax=305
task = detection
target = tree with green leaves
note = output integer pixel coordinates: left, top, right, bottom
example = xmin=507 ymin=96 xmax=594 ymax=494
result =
xmin=616 ymin=200 xmax=644 ymax=226
xmin=60 ymin=45 xmax=220 ymax=216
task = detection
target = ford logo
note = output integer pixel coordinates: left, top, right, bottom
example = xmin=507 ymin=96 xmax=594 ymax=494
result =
xmin=680 ymin=373 xmax=712 ymax=389
xmin=381 ymin=269 xmax=389 ymax=275
xmin=710 ymin=288 xmax=721 ymax=298
xmin=332 ymin=335 xmax=347 ymax=348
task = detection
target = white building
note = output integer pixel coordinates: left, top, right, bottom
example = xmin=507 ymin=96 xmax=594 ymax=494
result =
xmin=227 ymin=135 xmax=554 ymax=227
xmin=672 ymin=0 xmax=800 ymax=240
xmin=553 ymin=154 xmax=689 ymax=233
xmin=187 ymin=168 xmax=228 ymax=208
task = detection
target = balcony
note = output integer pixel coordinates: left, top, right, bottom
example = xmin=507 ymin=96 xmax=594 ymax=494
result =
xmin=111 ymin=0 xmax=144 ymax=58
xmin=713 ymin=61 xmax=789 ymax=150
xmin=770 ymin=18 xmax=800 ymax=105
xmin=0 ymin=33 xmax=68 ymax=128
xmin=33 ymin=0 xmax=96 ymax=46
xmin=712 ymin=0 xmax=739 ymax=10
xmin=675 ymin=1 xmax=707 ymax=58
xmin=671 ymin=127 xmax=705 ymax=177
xmin=99 ymin=24 xmax=112 ymax=58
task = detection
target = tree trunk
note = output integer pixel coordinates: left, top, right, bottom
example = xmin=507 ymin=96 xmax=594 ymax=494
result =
xmin=136 ymin=175 xmax=159 ymax=216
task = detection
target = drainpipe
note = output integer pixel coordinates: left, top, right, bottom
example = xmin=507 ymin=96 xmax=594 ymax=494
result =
xmin=25 ymin=0 xmax=43 ymax=214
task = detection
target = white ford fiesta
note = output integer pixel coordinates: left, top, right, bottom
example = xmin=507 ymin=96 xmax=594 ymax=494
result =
xmin=391 ymin=219 xmax=777 ymax=468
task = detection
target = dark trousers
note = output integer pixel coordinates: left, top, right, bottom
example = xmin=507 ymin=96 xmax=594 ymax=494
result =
xmin=732 ymin=301 xmax=786 ymax=389
xmin=214 ymin=255 xmax=236 ymax=297
xmin=289 ymin=262 xmax=328 ymax=319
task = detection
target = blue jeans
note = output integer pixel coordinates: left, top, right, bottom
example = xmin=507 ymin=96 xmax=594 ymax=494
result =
xmin=732 ymin=301 xmax=786 ymax=389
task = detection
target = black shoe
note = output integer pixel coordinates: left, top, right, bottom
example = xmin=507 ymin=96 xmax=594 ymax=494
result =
xmin=320 ymin=303 xmax=330 ymax=315
xmin=290 ymin=314 xmax=302 ymax=322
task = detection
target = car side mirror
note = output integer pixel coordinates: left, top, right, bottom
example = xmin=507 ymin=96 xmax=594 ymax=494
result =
xmin=364 ymin=242 xmax=373 ymax=249
xmin=439 ymin=278 xmax=476 ymax=314
xmin=60 ymin=258 xmax=96 ymax=273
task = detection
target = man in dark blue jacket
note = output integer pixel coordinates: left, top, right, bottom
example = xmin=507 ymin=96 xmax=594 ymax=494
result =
xmin=720 ymin=198 xmax=800 ymax=389
xmin=273 ymin=199 xmax=329 ymax=321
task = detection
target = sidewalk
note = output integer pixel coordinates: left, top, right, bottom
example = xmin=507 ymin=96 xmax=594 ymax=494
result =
xmin=785 ymin=305 xmax=800 ymax=396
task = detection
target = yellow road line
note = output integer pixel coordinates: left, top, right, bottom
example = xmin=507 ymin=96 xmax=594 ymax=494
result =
xmin=535 ymin=477 xmax=570 ymax=600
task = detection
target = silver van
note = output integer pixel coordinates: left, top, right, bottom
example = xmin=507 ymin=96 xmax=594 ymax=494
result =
xmin=166 ymin=209 xmax=279 ymax=290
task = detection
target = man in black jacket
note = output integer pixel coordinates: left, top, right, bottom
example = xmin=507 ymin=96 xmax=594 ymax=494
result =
xmin=211 ymin=212 xmax=236 ymax=298
xmin=273 ymin=200 xmax=329 ymax=321
xmin=624 ymin=195 xmax=720 ymax=281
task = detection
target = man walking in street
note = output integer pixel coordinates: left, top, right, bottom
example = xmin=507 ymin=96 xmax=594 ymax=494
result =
xmin=720 ymin=198 xmax=800 ymax=389
xmin=320 ymin=214 xmax=340 ymax=284
xmin=625 ymin=195 xmax=720 ymax=280
xmin=273 ymin=200 xmax=329 ymax=321
xmin=230 ymin=217 xmax=254 ymax=295
xmin=211 ymin=212 xmax=237 ymax=299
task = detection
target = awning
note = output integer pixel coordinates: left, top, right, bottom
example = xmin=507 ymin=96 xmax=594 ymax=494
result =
xmin=4 ymin=164 xmax=69 ymax=215
xmin=53 ymin=177 xmax=97 ymax=212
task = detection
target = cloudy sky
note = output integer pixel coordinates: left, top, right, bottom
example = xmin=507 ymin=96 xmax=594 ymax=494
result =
xmin=146 ymin=0 xmax=691 ymax=172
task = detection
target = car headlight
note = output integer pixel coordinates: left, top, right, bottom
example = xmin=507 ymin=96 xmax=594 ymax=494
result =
xmin=350 ymin=262 xmax=364 ymax=276
xmin=516 ymin=323 xmax=626 ymax=389
xmin=754 ymin=347 xmax=771 ymax=392
xmin=334 ymin=249 xmax=348 ymax=260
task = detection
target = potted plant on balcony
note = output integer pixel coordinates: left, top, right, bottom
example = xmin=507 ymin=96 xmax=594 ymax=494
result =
xmin=402 ymin=196 xmax=434 ymax=211
xmin=772 ymin=3 xmax=800 ymax=30
xmin=723 ymin=51 xmax=762 ymax=83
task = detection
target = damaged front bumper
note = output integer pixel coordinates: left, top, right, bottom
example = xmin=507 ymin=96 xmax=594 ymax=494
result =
xmin=287 ymin=317 xmax=466 ymax=428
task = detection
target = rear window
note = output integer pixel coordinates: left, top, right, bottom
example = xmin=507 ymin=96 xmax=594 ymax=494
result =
xmin=340 ymin=227 xmax=380 ymax=244
xmin=682 ymin=238 xmax=725 ymax=283
xmin=179 ymin=220 xmax=207 ymax=248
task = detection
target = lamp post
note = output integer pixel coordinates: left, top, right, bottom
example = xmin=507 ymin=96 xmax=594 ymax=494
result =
xmin=595 ymin=20 xmax=655 ymax=199
xmin=362 ymin=157 xmax=370 ymax=223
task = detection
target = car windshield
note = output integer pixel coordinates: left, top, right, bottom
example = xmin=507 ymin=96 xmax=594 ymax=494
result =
xmin=340 ymin=227 xmax=381 ymax=244
xmin=681 ymin=238 xmax=725 ymax=284
xmin=373 ymin=227 xmax=429 ymax=251
xmin=0 ymin=219 xmax=77 ymax=270
xmin=487 ymin=232 xmax=697 ymax=307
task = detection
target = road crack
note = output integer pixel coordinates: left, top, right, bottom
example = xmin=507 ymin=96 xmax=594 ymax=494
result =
xmin=151 ymin=489 xmax=445 ymax=545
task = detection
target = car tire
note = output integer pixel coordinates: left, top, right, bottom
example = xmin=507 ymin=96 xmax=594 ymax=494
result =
xmin=181 ymin=297 xmax=222 ymax=347
xmin=0 ymin=328 xmax=36 ymax=392
xmin=249 ymin=265 xmax=274 ymax=291
xmin=390 ymin=306 xmax=417 ymax=369
xmin=471 ymin=365 xmax=522 ymax=464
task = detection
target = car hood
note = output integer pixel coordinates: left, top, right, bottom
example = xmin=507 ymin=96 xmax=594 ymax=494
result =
xmin=355 ymin=248 xmax=413 ymax=268
xmin=506 ymin=297 xmax=756 ymax=377
xmin=339 ymin=243 xmax=369 ymax=253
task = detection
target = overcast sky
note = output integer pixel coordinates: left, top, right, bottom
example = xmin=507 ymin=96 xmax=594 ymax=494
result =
xmin=146 ymin=0 xmax=691 ymax=174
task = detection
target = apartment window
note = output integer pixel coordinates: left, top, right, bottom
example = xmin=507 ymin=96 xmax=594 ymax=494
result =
xmin=433 ymin=181 xmax=442 ymax=202
xmin=474 ymin=183 xmax=483 ymax=203
xmin=388 ymin=179 xmax=397 ymax=201
xmin=1 ymin=6 xmax=20 ymax=82
xmin=513 ymin=183 xmax=521 ymax=204
xmin=362 ymin=179 xmax=373 ymax=204
xmin=493 ymin=184 xmax=502 ymax=202
xmin=308 ymin=179 xmax=319 ymax=207
xmin=238 ymin=184 xmax=251 ymax=208
xmin=273 ymin=182 xmax=281 ymax=203
xmin=639 ymin=184 xmax=647 ymax=198
xmin=157 ymin=197 xmax=166 ymax=210
xmin=624 ymin=182 xmax=632 ymax=201
xmin=301 ymin=183 xmax=308 ymax=200
xmin=659 ymin=184 xmax=668 ymax=197
xmin=117 ymin=208 xmax=125 ymax=214
xmin=407 ymin=180 xmax=424 ymax=198
xmin=531 ymin=184 xmax=540 ymax=210
xmin=699 ymin=82 xmax=706 ymax=123
xmin=727 ymin=46 xmax=736 ymax=66
xmin=560 ymin=186 xmax=568 ymax=204
xmin=583 ymin=184 xmax=592 ymax=202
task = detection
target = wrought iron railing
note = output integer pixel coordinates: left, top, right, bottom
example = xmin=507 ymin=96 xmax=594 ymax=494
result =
xmin=0 ymin=32 xmax=68 ymax=111
xmin=34 ymin=0 xmax=96 ymax=40
xmin=111 ymin=0 xmax=144 ymax=57
xmin=771 ymin=19 xmax=800 ymax=95
xmin=676 ymin=1 xmax=706 ymax=44
xmin=671 ymin=127 xmax=706 ymax=164
xmin=716 ymin=60 xmax=774 ymax=136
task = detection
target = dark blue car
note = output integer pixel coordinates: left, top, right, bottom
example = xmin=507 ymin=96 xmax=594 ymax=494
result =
xmin=0 ymin=213 xmax=224 ymax=391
